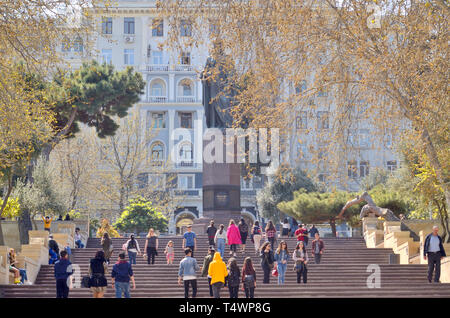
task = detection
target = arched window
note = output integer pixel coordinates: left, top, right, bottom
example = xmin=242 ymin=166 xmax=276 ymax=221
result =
xmin=151 ymin=82 xmax=163 ymax=96
xmin=150 ymin=142 xmax=164 ymax=161
xmin=73 ymin=36 xmax=83 ymax=52
xmin=178 ymin=79 xmax=194 ymax=96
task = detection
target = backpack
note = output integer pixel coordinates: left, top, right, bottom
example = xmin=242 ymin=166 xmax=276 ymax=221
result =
xmin=252 ymin=226 xmax=261 ymax=235
xmin=243 ymin=273 xmax=255 ymax=288
xmin=128 ymin=240 xmax=137 ymax=250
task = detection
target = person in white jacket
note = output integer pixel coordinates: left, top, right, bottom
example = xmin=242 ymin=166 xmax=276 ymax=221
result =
xmin=214 ymin=224 xmax=228 ymax=258
xmin=125 ymin=234 xmax=141 ymax=265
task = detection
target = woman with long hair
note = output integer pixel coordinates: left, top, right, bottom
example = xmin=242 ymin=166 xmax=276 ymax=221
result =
xmin=226 ymin=257 xmax=240 ymax=298
xmin=89 ymin=250 xmax=108 ymax=298
xmin=238 ymin=218 xmax=249 ymax=253
xmin=265 ymin=220 xmax=277 ymax=248
xmin=259 ymin=241 xmax=274 ymax=284
xmin=214 ymin=224 xmax=227 ymax=258
xmin=125 ymin=234 xmax=141 ymax=265
xmin=251 ymin=221 xmax=263 ymax=255
xmin=101 ymin=232 xmax=113 ymax=264
xmin=242 ymin=257 xmax=256 ymax=298
xmin=226 ymin=220 xmax=241 ymax=257
xmin=144 ymin=228 xmax=159 ymax=265
xmin=292 ymin=241 xmax=309 ymax=283
xmin=274 ymin=241 xmax=290 ymax=285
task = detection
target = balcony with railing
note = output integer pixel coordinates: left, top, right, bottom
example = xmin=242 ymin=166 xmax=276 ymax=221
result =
xmin=148 ymin=96 xmax=168 ymax=103
xmin=141 ymin=64 xmax=195 ymax=73
xmin=174 ymin=189 xmax=201 ymax=196
xmin=176 ymin=96 xmax=197 ymax=103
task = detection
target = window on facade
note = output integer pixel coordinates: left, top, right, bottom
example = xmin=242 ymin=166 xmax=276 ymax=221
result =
xmin=387 ymin=160 xmax=397 ymax=173
xmin=102 ymin=17 xmax=113 ymax=34
xmin=137 ymin=173 xmax=148 ymax=189
xmin=149 ymin=112 xmax=165 ymax=129
xmin=151 ymin=82 xmax=164 ymax=96
xmin=179 ymin=143 xmax=193 ymax=161
xmin=124 ymin=49 xmax=134 ymax=65
xmin=296 ymin=111 xmax=307 ymax=129
xmin=317 ymin=111 xmax=329 ymax=129
xmin=179 ymin=112 xmax=193 ymax=129
xmin=124 ymin=17 xmax=135 ymax=34
xmin=149 ymin=174 xmax=164 ymax=188
xmin=297 ymin=143 xmax=308 ymax=160
xmin=360 ymin=161 xmax=370 ymax=178
xmin=101 ymin=49 xmax=112 ymax=64
xmin=152 ymin=19 xmax=163 ymax=36
xmin=295 ymin=80 xmax=307 ymax=94
xmin=178 ymin=175 xmax=194 ymax=189
xmin=152 ymin=51 xmax=163 ymax=64
xmin=347 ymin=160 xmax=357 ymax=179
xmin=61 ymin=38 xmax=71 ymax=52
xmin=181 ymin=52 xmax=191 ymax=65
xmin=242 ymin=178 xmax=252 ymax=189
xmin=150 ymin=142 xmax=164 ymax=161
xmin=359 ymin=129 xmax=371 ymax=148
xmin=180 ymin=20 xmax=192 ymax=36
xmin=318 ymin=174 xmax=327 ymax=183
xmin=179 ymin=79 xmax=193 ymax=96
xmin=73 ymin=37 xmax=83 ymax=52
xmin=253 ymin=176 xmax=263 ymax=188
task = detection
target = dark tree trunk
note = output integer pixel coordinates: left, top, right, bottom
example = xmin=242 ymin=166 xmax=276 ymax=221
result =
xmin=330 ymin=218 xmax=337 ymax=237
xmin=0 ymin=172 xmax=14 ymax=246
xmin=18 ymin=208 xmax=32 ymax=245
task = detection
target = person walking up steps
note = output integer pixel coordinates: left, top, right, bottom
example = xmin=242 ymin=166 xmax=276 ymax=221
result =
xmin=274 ymin=241 xmax=290 ymax=285
xmin=207 ymin=250 xmax=228 ymax=298
xmin=238 ymin=218 xmax=249 ymax=253
xmin=424 ymin=225 xmax=447 ymax=283
xmin=111 ymin=252 xmax=135 ymax=298
xmin=265 ymin=221 xmax=277 ymax=248
xmin=89 ymin=250 xmax=108 ymax=298
xmin=206 ymin=220 xmax=217 ymax=247
xmin=309 ymin=224 xmax=319 ymax=238
xmin=144 ymin=228 xmax=158 ymax=265
xmin=125 ymin=234 xmax=141 ymax=265
xmin=242 ymin=257 xmax=257 ymax=298
xmin=311 ymin=233 xmax=324 ymax=264
xmin=226 ymin=257 xmax=240 ymax=298
xmin=260 ymin=242 xmax=274 ymax=284
xmin=54 ymin=250 xmax=73 ymax=298
xmin=101 ymin=232 xmax=113 ymax=264
xmin=214 ymin=224 xmax=227 ymax=259
xmin=251 ymin=221 xmax=263 ymax=255
xmin=165 ymin=240 xmax=175 ymax=265
xmin=201 ymin=246 xmax=216 ymax=297
xmin=178 ymin=248 xmax=200 ymax=298
xmin=293 ymin=241 xmax=309 ymax=284
xmin=183 ymin=225 xmax=197 ymax=258
xmin=227 ymin=220 xmax=242 ymax=257
xmin=281 ymin=218 xmax=290 ymax=237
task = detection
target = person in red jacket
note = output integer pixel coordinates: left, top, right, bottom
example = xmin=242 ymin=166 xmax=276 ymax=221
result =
xmin=295 ymin=224 xmax=307 ymax=242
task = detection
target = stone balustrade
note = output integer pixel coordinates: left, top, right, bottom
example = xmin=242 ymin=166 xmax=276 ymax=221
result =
xmin=384 ymin=231 xmax=411 ymax=249
xmin=16 ymin=255 xmax=40 ymax=284
xmin=20 ymin=245 xmax=48 ymax=266
xmin=365 ymin=230 xmax=384 ymax=248
xmin=28 ymin=231 xmax=49 ymax=248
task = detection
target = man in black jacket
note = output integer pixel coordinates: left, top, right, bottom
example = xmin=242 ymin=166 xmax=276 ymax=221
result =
xmin=424 ymin=226 xmax=447 ymax=283
xmin=206 ymin=220 xmax=217 ymax=247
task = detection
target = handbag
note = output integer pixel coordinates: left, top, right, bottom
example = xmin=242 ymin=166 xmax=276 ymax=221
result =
xmin=81 ymin=276 xmax=91 ymax=288
xmin=271 ymin=268 xmax=278 ymax=277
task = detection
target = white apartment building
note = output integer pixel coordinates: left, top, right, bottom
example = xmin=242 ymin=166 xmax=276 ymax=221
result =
xmin=61 ymin=0 xmax=401 ymax=233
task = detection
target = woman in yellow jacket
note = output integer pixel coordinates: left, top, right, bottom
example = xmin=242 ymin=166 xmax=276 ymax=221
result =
xmin=207 ymin=252 xmax=228 ymax=298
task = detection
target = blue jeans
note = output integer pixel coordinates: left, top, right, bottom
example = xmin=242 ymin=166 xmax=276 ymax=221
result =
xmin=19 ymin=269 xmax=27 ymax=284
xmin=277 ymin=262 xmax=287 ymax=284
xmin=75 ymin=240 xmax=84 ymax=248
xmin=216 ymin=238 xmax=225 ymax=258
xmin=128 ymin=251 xmax=137 ymax=265
xmin=115 ymin=281 xmax=130 ymax=298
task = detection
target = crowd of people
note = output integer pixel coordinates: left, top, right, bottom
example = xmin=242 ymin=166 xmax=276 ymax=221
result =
xmin=44 ymin=218 xmax=447 ymax=298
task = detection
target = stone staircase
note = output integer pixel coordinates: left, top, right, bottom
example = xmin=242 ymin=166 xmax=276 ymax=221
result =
xmin=1 ymin=235 xmax=450 ymax=298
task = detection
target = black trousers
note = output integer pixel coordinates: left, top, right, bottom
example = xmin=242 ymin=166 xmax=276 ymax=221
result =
xmin=56 ymin=278 xmax=69 ymax=298
xmin=245 ymin=287 xmax=255 ymax=298
xmin=184 ymin=279 xmax=197 ymax=298
xmin=268 ymin=237 xmax=276 ymax=248
xmin=208 ymin=277 xmax=213 ymax=296
xmin=147 ymin=247 xmax=157 ymax=264
xmin=262 ymin=265 xmax=271 ymax=284
xmin=208 ymin=237 xmax=215 ymax=246
xmin=228 ymin=285 xmax=239 ymax=298
xmin=296 ymin=264 xmax=308 ymax=283
xmin=427 ymin=252 xmax=441 ymax=282
xmin=230 ymin=244 xmax=237 ymax=252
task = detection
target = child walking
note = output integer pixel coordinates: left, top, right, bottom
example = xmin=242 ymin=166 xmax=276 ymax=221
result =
xmin=165 ymin=241 xmax=175 ymax=265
